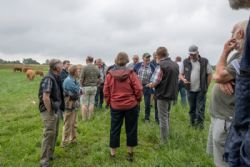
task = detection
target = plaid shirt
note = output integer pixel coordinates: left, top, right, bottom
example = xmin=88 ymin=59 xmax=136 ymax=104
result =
xmin=137 ymin=63 xmax=153 ymax=85
xmin=42 ymin=77 xmax=53 ymax=93
xmin=150 ymin=64 xmax=163 ymax=86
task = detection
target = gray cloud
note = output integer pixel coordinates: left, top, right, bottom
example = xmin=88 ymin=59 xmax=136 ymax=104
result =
xmin=0 ymin=0 xmax=249 ymax=65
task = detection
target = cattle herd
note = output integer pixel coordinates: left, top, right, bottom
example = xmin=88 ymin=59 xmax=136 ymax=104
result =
xmin=13 ymin=66 xmax=44 ymax=81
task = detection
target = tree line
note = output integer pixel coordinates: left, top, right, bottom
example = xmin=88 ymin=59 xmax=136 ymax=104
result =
xmin=0 ymin=58 xmax=49 ymax=65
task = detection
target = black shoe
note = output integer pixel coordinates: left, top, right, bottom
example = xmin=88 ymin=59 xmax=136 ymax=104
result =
xmin=197 ymin=123 xmax=204 ymax=130
xmin=127 ymin=152 xmax=134 ymax=162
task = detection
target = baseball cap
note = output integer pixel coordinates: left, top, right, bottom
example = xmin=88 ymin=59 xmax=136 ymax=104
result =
xmin=189 ymin=45 xmax=199 ymax=54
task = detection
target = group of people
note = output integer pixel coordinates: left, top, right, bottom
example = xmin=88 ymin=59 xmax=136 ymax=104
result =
xmin=38 ymin=20 xmax=250 ymax=167
xmin=37 ymin=43 xmax=213 ymax=166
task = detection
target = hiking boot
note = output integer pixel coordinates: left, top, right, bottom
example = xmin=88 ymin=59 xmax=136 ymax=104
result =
xmin=127 ymin=152 xmax=134 ymax=162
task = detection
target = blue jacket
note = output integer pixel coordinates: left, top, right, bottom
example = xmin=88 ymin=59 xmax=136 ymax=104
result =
xmin=63 ymin=75 xmax=80 ymax=100
xmin=225 ymin=18 xmax=250 ymax=167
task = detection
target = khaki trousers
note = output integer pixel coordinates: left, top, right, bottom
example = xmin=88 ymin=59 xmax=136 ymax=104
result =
xmin=61 ymin=111 xmax=77 ymax=146
xmin=40 ymin=111 xmax=59 ymax=167
xmin=207 ymin=117 xmax=231 ymax=167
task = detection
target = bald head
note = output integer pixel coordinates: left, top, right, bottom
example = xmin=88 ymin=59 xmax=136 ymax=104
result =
xmin=232 ymin=20 xmax=248 ymax=51
xmin=132 ymin=55 xmax=139 ymax=64
xmin=232 ymin=20 xmax=248 ymax=34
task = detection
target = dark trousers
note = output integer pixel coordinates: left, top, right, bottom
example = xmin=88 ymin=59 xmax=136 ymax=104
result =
xmin=154 ymin=97 xmax=159 ymax=123
xmin=187 ymin=91 xmax=206 ymax=127
xmin=143 ymin=86 xmax=151 ymax=120
xmin=95 ymin=85 xmax=104 ymax=108
xmin=110 ymin=106 xmax=139 ymax=148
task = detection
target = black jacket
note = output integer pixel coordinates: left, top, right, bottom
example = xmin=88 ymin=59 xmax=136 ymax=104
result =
xmin=183 ymin=56 xmax=209 ymax=92
xmin=38 ymin=71 xmax=65 ymax=112
xmin=155 ymin=57 xmax=179 ymax=100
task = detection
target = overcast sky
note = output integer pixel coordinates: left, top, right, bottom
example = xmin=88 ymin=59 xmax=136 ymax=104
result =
xmin=0 ymin=0 xmax=249 ymax=65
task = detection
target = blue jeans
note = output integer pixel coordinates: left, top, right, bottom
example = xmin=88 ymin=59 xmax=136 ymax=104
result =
xmin=178 ymin=82 xmax=187 ymax=105
xmin=187 ymin=91 xmax=206 ymax=128
xmin=109 ymin=106 xmax=139 ymax=148
xmin=143 ymin=86 xmax=151 ymax=120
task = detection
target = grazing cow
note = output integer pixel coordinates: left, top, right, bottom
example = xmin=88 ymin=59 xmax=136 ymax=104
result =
xmin=35 ymin=70 xmax=44 ymax=77
xmin=13 ymin=67 xmax=22 ymax=72
xmin=26 ymin=69 xmax=35 ymax=81
xmin=23 ymin=67 xmax=32 ymax=73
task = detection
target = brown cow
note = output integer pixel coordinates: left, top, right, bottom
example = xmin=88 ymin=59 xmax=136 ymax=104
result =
xmin=26 ymin=69 xmax=35 ymax=81
xmin=35 ymin=70 xmax=44 ymax=77
xmin=23 ymin=67 xmax=32 ymax=73
xmin=13 ymin=67 xmax=22 ymax=72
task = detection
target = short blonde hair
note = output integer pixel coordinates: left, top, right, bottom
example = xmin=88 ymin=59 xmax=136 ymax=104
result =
xmin=115 ymin=52 xmax=129 ymax=66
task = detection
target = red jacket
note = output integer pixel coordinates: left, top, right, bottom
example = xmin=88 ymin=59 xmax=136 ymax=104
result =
xmin=104 ymin=68 xmax=142 ymax=110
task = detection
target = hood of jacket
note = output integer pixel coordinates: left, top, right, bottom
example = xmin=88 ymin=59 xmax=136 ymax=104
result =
xmin=109 ymin=69 xmax=131 ymax=82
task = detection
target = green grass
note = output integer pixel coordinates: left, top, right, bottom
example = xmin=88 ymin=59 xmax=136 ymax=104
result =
xmin=0 ymin=67 xmax=214 ymax=167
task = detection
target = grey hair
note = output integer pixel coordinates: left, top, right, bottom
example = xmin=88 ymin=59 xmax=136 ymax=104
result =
xmin=228 ymin=0 xmax=250 ymax=9
xmin=49 ymin=59 xmax=62 ymax=70
xmin=234 ymin=20 xmax=248 ymax=37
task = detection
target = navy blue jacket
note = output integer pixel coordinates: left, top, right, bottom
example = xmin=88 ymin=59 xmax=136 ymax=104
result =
xmin=134 ymin=62 xmax=155 ymax=77
xmin=225 ymin=17 xmax=250 ymax=167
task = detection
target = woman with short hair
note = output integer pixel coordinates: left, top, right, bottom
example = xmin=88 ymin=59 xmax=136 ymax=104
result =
xmin=104 ymin=52 xmax=143 ymax=161
xmin=61 ymin=65 xmax=81 ymax=147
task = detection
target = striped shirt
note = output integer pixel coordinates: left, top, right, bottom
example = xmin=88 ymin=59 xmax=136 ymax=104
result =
xmin=150 ymin=64 xmax=163 ymax=86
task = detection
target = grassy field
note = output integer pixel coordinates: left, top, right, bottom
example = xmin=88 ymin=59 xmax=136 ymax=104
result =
xmin=0 ymin=65 xmax=214 ymax=167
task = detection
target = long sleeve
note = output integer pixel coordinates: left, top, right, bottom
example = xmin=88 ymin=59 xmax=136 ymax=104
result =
xmin=103 ymin=73 xmax=111 ymax=105
xmin=150 ymin=65 xmax=163 ymax=86
xmin=130 ymin=72 xmax=143 ymax=102
xmin=63 ymin=77 xmax=80 ymax=98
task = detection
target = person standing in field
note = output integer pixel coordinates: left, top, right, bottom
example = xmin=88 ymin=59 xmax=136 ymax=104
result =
xmin=150 ymin=52 xmax=159 ymax=124
xmin=80 ymin=56 xmax=100 ymax=121
xmin=94 ymin=58 xmax=106 ymax=109
xmin=206 ymin=20 xmax=247 ymax=167
xmin=59 ymin=60 xmax=70 ymax=119
xmin=134 ymin=53 xmax=155 ymax=122
xmin=60 ymin=60 xmax=70 ymax=83
xmin=38 ymin=59 xmax=65 ymax=167
xmin=147 ymin=47 xmax=179 ymax=143
xmin=127 ymin=54 xmax=139 ymax=70
xmin=175 ymin=56 xmax=187 ymax=106
xmin=179 ymin=45 xmax=212 ymax=129
xmin=61 ymin=65 xmax=81 ymax=147
xmin=104 ymin=52 xmax=142 ymax=161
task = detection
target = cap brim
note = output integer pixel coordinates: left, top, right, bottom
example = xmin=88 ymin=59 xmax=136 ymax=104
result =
xmin=189 ymin=52 xmax=198 ymax=54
